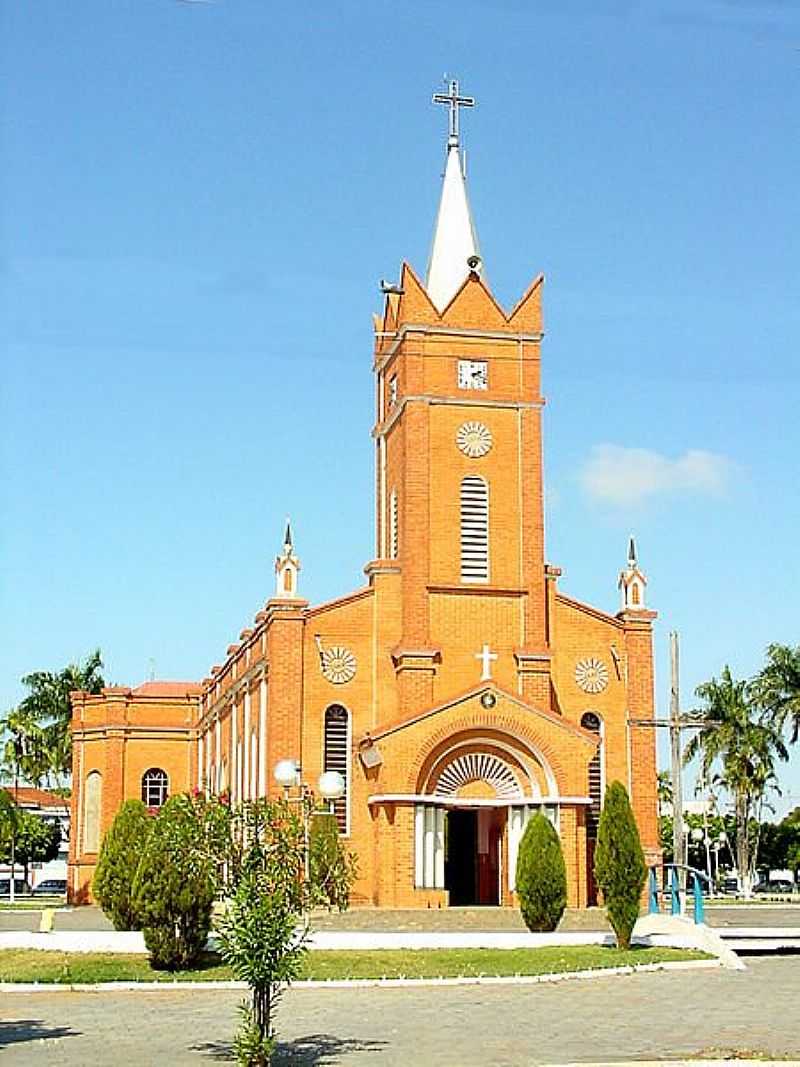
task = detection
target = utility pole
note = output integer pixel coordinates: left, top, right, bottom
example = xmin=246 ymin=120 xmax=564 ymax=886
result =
xmin=669 ymin=631 xmax=686 ymax=871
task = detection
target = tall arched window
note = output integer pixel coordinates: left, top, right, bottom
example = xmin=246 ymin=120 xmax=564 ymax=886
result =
xmin=460 ymin=476 xmax=489 ymax=582
xmin=580 ymin=712 xmax=603 ymax=838
xmin=84 ymin=771 xmax=102 ymax=854
xmin=324 ymin=704 xmax=350 ymax=835
xmin=141 ymin=768 xmax=168 ymax=809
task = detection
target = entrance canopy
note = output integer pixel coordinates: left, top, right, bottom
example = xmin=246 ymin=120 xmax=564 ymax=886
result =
xmin=367 ymin=793 xmax=591 ymax=808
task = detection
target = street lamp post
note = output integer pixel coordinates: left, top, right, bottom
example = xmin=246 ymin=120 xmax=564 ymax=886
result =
xmin=690 ymin=826 xmax=706 ymax=877
xmin=273 ymin=760 xmax=345 ymax=882
xmin=9 ymin=738 xmax=23 ymax=906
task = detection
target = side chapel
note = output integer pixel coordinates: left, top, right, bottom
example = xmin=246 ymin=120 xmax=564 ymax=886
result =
xmin=68 ymin=83 xmax=660 ymax=908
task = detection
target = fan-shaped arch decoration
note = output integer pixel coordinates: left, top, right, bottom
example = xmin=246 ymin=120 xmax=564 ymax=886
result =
xmin=434 ymin=752 xmax=522 ymax=799
xmin=321 ymin=646 xmax=357 ymax=685
xmin=575 ymin=657 xmax=609 ymax=694
xmin=456 ymin=421 xmax=493 ymax=459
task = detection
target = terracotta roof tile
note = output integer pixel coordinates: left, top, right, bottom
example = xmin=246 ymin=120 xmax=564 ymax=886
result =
xmin=2 ymin=786 xmax=68 ymax=809
xmin=132 ymin=681 xmax=202 ymax=698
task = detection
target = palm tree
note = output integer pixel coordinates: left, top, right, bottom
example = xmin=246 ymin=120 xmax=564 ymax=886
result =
xmin=2 ymin=651 xmax=104 ymax=790
xmin=751 ymin=643 xmax=800 ymax=743
xmin=657 ymin=770 xmax=673 ymax=810
xmin=684 ymin=666 xmax=788 ymax=897
xmin=0 ymin=710 xmax=49 ymax=788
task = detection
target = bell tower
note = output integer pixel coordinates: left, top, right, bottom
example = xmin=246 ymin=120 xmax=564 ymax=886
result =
xmin=372 ymin=82 xmax=549 ymax=711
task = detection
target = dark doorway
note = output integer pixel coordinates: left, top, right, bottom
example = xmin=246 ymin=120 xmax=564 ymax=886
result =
xmin=445 ymin=810 xmax=477 ymax=906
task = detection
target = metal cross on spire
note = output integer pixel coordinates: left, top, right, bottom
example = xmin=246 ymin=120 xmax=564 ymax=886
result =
xmin=432 ymin=78 xmax=475 ymax=147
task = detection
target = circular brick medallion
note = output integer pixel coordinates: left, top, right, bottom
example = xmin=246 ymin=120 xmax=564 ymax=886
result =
xmin=321 ymin=646 xmax=357 ymax=685
xmin=575 ymin=657 xmax=609 ymax=694
xmin=456 ymin=421 xmax=493 ymax=459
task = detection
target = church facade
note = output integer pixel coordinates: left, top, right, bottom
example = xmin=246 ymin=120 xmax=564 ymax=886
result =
xmin=68 ymin=85 xmax=660 ymax=908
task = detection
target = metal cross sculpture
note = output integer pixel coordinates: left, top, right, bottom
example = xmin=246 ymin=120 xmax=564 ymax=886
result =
xmin=432 ymin=78 xmax=475 ymax=147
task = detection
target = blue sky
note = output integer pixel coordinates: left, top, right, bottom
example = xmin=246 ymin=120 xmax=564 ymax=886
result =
xmin=2 ymin=0 xmax=798 ymax=814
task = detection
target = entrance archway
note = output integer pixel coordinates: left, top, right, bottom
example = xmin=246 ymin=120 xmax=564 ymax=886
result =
xmin=418 ymin=738 xmax=547 ymax=906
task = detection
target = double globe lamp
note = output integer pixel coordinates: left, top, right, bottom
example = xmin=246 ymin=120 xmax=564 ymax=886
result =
xmin=273 ymin=759 xmax=345 ymax=805
xmin=273 ymin=760 xmax=345 ymax=882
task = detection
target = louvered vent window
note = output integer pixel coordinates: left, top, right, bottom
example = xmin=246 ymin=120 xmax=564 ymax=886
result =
xmin=460 ymin=476 xmax=489 ymax=582
xmin=581 ymin=712 xmax=603 ymax=838
xmin=389 ymin=489 xmax=398 ymax=559
xmin=324 ymin=704 xmax=349 ymax=835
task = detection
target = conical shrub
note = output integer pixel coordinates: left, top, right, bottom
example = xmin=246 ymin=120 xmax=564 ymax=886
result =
xmin=515 ymin=812 xmax=567 ymax=932
xmin=132 ymin=794 xmax=216 ymax=970
xmin=594 ymin=780 xmax=647 ymax=949
xmin=92 ymin=799 xmax=152 ymax=930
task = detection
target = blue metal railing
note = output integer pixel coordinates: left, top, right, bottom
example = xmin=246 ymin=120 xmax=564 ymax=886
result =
xmin=648 ymin=864 xmax=708 ymax=924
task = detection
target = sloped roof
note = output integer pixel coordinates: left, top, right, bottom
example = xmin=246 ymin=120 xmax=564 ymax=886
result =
xmin=131 ymin=681 xmax=202 ymax=698
xmin=2 ymin=786 xmax=68 ymax=810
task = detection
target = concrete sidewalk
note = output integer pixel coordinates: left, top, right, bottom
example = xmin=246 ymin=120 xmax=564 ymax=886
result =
xmin=0 ymin=916 xmax=723 ymax=962
xmin=1 ymin=957 xmax=798 ymax=1066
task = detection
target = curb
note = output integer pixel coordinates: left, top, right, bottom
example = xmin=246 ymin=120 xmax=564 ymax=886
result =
xmin=0 ymin=956 xmax=722 ymax=993
xmin=539 ymin=1062 xmax=800 ymax=1067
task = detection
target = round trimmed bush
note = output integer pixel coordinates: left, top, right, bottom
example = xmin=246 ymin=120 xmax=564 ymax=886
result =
xmin=515 ymin=812 xmax=567 ymax=932
xmin=92 ymin=799 xmax=152 ymax=930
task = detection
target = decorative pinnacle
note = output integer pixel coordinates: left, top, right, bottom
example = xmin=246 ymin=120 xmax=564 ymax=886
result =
xmin=628 ymin=536 xmax=637 ymax=567
xmin=432 ymin=78 xmax=475 ymax=148
xmin=284 ymin=519 xmax=293 ymax=550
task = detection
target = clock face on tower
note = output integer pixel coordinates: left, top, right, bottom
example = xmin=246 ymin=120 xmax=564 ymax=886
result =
xmin=457 ymin=359 xmax=488 ymax=390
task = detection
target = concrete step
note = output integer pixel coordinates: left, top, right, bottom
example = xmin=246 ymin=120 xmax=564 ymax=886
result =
xmin=716 ymin=927 xmax=800 ymax=952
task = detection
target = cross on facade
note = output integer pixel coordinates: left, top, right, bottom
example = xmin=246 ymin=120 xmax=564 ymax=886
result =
xmin=475 ymin=643 xmax=498 ymax=682
xmin=432 ymin=78 xmax=475 ymax=147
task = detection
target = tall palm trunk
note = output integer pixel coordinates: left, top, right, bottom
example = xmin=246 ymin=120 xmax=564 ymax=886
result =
xmin=735 ymin=792 xmax=753 ymax=898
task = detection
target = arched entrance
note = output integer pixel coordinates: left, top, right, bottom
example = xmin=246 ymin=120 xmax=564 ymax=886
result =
xmin=417 ymin=736 xmax=551 ymax=907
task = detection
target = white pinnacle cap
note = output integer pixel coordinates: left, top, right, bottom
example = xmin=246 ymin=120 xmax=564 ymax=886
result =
xmin=426 ymin=144 xmax=482 ymax=312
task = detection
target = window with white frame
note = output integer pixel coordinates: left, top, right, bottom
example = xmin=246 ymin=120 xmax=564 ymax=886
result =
xmin=460 ymin=476 xmax=489 ymax=582
xmin=324 ymin=705 xmax=349 ymax=835
xmin=141 ymin=767 xmax=168 ymax=809
xmin=414 ymin=804 xmax=445 ymax=888
xmin=389 ymin=488 xmax=398 ymax=559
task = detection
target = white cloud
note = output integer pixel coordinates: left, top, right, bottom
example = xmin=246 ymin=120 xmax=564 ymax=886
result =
xmin=580 ymin=445 xmax=735 ymax=506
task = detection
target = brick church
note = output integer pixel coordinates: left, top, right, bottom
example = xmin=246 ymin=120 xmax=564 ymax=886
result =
xmin=68 ymin=83 xmax=660 ymax=908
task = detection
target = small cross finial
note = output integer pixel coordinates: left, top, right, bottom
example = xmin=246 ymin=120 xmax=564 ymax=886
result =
xmin=432 ymin=78 xmax=475 ymax=148
xmin=475 ymin=643 xmax=498 ymax=682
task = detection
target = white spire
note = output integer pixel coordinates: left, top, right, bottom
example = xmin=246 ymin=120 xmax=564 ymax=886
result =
xmin=275 ymin=518 xmax=300 ymax=599
xmin=618 ymin=535 xmax=647 ymax=612
xmin=426 ymin=79 xmax=481 ymax=312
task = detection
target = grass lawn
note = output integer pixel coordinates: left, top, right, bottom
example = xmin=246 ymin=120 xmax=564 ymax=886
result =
xmin=0 ymin=945 xmax=711 ymax=984
xmin=0 ymin=898 xmax=65 ymax=911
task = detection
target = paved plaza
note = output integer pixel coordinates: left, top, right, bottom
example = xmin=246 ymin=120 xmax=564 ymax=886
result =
xmin=2 ymin=903 xmax=799 ymax=934
xmin=1 ymin=956 xmax=798 ymax=1065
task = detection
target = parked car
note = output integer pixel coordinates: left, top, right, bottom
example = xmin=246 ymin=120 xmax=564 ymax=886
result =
xmin=719 ymin=876 xmax=741 ymax=895
xmin=754 ymin=879 xmax=795 ymax=895
xmin=32 ymin=879 xmax=67 ymax=896
xmin=0 ymin=878 xmax=32 ymax=897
